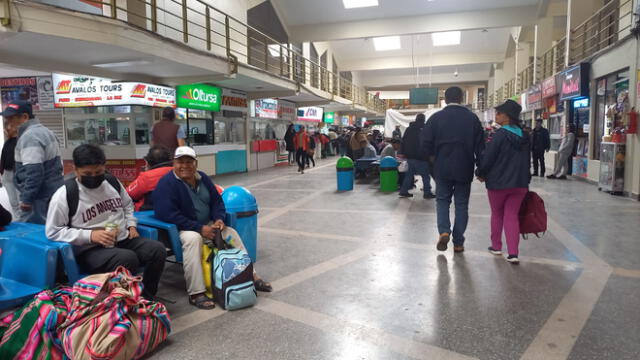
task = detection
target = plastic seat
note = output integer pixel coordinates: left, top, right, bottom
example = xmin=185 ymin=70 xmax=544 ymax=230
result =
xmin=0 ymin=237 xmax=57 ymax=310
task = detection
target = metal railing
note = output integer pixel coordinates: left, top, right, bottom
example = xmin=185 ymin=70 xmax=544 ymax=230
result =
xmin=19 ymin=0 xmax=385 ymax=113
xmin=537 ymin=37 xmax=566 ymax=80
xmin=570 ymin=0 xmax=633 ymax=64
xmin=504 ymin=78 xmax=516 ymax=99
xmin=517 ymin=62 xmax=534 ymax=94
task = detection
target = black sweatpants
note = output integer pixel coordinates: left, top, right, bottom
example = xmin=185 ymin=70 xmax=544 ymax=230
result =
xmin=296 ymin=148 xmax=307 ymax=170
xmin=532 ymin=151 xmax=546 ymax=175
xmin=77 ymin=237 xmax=166 ymax=296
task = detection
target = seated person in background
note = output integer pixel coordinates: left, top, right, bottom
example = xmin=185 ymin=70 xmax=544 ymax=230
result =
xmin=362 ymin=138 xmax=378 ymax=158
xmin=127 ymin=145 xmax=174 ymax=211
xmin=46 ymin=144 xmax=166 ymax=299
xmin=153 ymin=147 xmax=271 ymax=310
xmin=0 ymin=203 xmax=11 ymax=229
xmin=380 ymin=138 xmax=401 ymax=159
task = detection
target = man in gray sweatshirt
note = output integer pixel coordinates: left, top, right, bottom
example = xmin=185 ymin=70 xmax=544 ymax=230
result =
xmin=45 ymin=144 xmax=166 ymax=298
xmin=1 ymin=100 xmax=64 ymax=223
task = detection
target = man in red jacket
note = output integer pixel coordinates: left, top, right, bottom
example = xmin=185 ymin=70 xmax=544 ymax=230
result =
xmin=127 ymin=145 xmax=174 ymax=211
xmin=293 ymin=126 xmax=310 ymax=174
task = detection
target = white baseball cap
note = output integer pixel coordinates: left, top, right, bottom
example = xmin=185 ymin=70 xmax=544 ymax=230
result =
xmin=174 ymin=146 xmax=197 ymax=160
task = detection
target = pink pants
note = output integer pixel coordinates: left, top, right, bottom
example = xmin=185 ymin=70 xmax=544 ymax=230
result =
xmin=487 ymin=188 xmax=528 ymax=256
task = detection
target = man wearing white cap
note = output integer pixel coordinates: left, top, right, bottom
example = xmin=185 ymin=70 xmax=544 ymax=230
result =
xmin=153 ymin=147 xmax=271 ymax=310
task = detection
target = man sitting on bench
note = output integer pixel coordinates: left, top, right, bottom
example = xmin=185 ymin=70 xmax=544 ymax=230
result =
xmin=153 ymin=146 xmax=271 ymax=310
xmin=45 ymin=144 xmax=166 ymax=299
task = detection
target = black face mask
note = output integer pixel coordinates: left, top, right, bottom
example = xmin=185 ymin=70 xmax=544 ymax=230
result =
xmin=80 ymin=174 xmax=105 ymax=189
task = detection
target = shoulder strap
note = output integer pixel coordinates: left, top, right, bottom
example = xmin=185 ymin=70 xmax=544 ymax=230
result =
xmin=65 ymin=178 xmax=80 ymax=222
xmin=105 ymin=173 xmax=122 ymax=193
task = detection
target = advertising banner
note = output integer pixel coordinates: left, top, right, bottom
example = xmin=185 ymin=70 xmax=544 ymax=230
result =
xmin=542 ymin=76 xmax=558 ymax=98
xmin=53 ymin=74 xmax=176 ymax=108
xmin=176 ymin=84 xmax=221 ymax=111
xmin=297 ymin=106 xmax=323 ymax=122
xmin=255 ymin=99 xmax=278 ymax=119
xmin=37 ymin=77 xmax=55 ymax=110
xmin=278 ymin=100 xmax=296 ymax=121
xmin=323 ymin=112 xmax=335 ymax=123
xmin=559 ymin=63 xmax=590 ymax=100
xmin=527 ymin=84 xmax=543 ymax=110
xmin=221 ymin=88 xmax=248 ymax=112
xmin=0 ymin=77 xmax=39 ymax=110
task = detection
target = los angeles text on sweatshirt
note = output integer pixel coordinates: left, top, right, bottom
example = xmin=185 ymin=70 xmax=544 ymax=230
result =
xmin=45 ymin=178 xmax=138 ymax=254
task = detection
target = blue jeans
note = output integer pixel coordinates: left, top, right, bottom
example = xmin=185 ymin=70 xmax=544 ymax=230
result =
xmin=400 ymin=159 xmax=433 ymax=195
xmin=435 ymin=179 xmax=472 ymax=246
xmin=17 ymin=197 xmax=50 ymax=224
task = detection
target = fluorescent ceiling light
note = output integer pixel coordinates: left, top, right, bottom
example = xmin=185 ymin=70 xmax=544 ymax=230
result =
xmin=268 ymin=44 xmax=280 ymax=57
xmin=93 ymin=60 xmax=151 ymax=68
xmin=432 ymin=31 xmax=461 ymax=46
xmin=343 ymin=0 xmax=378 ymax=9
xmin=373 ymin=36 xmax=401 ymax=51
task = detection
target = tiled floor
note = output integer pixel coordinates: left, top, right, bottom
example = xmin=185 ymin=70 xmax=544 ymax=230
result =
xmin=150 ymin=158 xmax=640 ymax=360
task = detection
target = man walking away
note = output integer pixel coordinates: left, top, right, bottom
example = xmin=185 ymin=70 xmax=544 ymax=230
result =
xmin=294 ymin=126 xmax=310 ymax=174
xmin=422 ymin=87 xmax=485 ymax=253
xmin=399 ymin=114 xmax=435 ymax=199
xmin=2 ymin=101 xmax=64 ymax=224
xmin=531 ymin=119 xmax=550 ymax=176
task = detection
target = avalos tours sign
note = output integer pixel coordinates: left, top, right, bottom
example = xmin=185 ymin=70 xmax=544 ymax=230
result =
xmin=176 ymin=84 xmax=222 ymax=112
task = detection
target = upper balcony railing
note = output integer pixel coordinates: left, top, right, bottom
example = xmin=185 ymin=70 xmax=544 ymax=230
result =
xmin=15 ymin=0 xmax=385 ymax=113
xmin=570 ymin=0 xmax=633 ymax=64
xmin=517 ymin=62 xmax=535 ymax=94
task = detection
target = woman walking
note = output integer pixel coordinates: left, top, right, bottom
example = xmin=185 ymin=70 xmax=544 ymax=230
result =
xmin=476 ymin=99 xmax=531 ymax=264
xmin=284 ymin=124 xmax=296 ymax=165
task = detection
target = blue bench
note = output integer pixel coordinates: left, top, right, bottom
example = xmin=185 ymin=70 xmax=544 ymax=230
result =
xmin=0 ymin=236 xmax=57 ymax=310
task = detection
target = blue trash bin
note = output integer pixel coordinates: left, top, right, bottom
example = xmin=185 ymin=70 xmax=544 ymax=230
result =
xmin=222 ymin=186 xmax=259 ymax=263
xmin=336 ymin=157 xmax=354 ymax=191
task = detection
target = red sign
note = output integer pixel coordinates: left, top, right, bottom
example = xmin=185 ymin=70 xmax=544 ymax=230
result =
xmin=542 ymin=76 xmax=558 ymax=98
xmin=63 ymin=159 xmax=146 ymax=187
xmin=527 ymin=84 xmax=543 ymax=110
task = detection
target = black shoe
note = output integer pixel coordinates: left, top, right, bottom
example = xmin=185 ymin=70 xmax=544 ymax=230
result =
xmin=488 ymin=247 xmax=502 ymax=255
xmin=532 ymin=173 xmax=539 ymax=177
xmin=399 ymin=193 xmax=414 ymax=198
xmin=423 ymin=192 xmax=436 ymax=199
xmin=557 ymin=175 xmax=567 ymax=180
xmin=506 ymin=255 xmax=520 ymax=264
xmin=453 ymin=245 xmax=465 ymax=253
xmin=546 ymin=175 xmax=557 ymax=179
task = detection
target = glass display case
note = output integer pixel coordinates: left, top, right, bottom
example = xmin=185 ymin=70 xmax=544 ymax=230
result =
xmin=599 ymin=142 xmax=625 ymax=193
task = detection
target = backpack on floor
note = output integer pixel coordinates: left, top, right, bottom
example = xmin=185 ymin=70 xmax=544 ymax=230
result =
xmin=519 ymin=191 xmax=547 ymax=238
xmin=205 ymin=229 xmax=256 ymax=311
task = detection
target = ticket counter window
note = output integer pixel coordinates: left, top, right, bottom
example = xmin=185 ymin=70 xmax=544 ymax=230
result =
xmin=63 ymin=106 xmax=153 ymax=147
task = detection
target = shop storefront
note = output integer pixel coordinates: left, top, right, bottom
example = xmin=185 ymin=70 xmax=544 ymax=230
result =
xmin=53 ymin=73 xmax=176 ymax=185
xmin=216 ymin=88 xmax=249 ymax=174
xmin=297 ymin=106 xmax=323 ymax=162
xmin=248 ymin=98 xmax=296 ymax=170
xmin=541 ymin=75 xmax=563 ymax=153
xmin=593 ymin=68 xmax=630 ymax=160
xmin=525 ymin=83 xmax=543 ymax=130
xmin=558 ymin=63 xmax=590 ymax=178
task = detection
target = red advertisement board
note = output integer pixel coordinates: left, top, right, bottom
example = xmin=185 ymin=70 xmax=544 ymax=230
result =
xmin=63 ymin=159 xmax=146 ymax=187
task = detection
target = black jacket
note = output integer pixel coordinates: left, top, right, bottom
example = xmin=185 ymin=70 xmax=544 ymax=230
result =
xmin=0 ymin=137 xmax=17 ymax=174
xmin=422 ymin=105 xmax=485 ymax=183
xmin=400 ymin=121 xmax=427 ymax=160
xmin=284 ymin=130 xmax=295 ymax=151
xmin=477 ymin=128 xmax=531 ymax=190
xmin=531 ymin=127 xmax=550 ymax=153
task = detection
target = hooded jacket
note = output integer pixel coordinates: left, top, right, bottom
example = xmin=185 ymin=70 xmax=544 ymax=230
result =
xmin=400 ymin=120 xmax=427 ymax=160
xmin=126 ymin=161 xmax=173 ymax=211
xmin=477 ymin=126 xmax=531 ymax=190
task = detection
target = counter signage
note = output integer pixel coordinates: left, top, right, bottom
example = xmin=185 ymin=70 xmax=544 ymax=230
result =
xmin=278 ymin=100 xmax=296 ymax=121
xmin=221 ymin=88 xmax=248 ymax=113
xmin=53 ymin=74 xmax=176 ymax=108
xmin=176 ymin=84 xmax=221 ymax=112
xmin=255 ymin=98 xmax=278 ymax=118
xmin=527 ymin=84 xmax=543 ymax=110
xmin=542 ymin=76 xmax=558 ymax=98
xmin=297 ymin=106 xmax=323 ymax=122
xmin=559 ymin=63 xmax=590 ymax=101
xmin=323 ymin=112 xmax=335 ymax=124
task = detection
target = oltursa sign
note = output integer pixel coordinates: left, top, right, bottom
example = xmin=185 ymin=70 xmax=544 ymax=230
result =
xmin=176 ymin=84 xmax=221 ymax=111
xmin=53 ymin=74 xmax=176 ymax=108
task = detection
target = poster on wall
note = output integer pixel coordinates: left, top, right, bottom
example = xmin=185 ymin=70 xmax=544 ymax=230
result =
xmin=542 ymin=76 xmax=558 ymax=98
xmin=53 ymin=74 xmax=176 ymax=108
xmin=297 ymin=106 xmax=323 ymax=122
xmin=0 ymin=77 xmax=39 ymax=110
xmin=37 ymin=77 xmax=55 ymax=110
xmin=278 ymin=100 xmax=296 ymax=122
xmin=341 ymin=115 xmax=350 ymax=126
xmin=255 ymin=98 xmax=278 ymax=118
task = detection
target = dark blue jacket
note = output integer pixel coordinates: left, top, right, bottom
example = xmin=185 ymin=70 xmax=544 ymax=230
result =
xmin=476 ymin=128 xmax=531 ymax=190
xmin=400 ymin=120 xmax=428 ymax=161
xmin=153 ymin=170 xmax=226 ymax=232
xmin=421 ymin=105 xmax=485 ymax=183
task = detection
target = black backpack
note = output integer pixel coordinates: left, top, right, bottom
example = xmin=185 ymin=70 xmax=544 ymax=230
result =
xmin=65 ymin=173 xmax=121 ymax=220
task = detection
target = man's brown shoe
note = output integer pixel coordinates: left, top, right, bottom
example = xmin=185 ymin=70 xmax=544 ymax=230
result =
xmin=437 ymin=233 xmax=450 ymax=251
xmin=453 ymin=246 xmax=465 ymax=253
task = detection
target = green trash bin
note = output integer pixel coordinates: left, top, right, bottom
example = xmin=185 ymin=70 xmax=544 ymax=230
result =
xmin=379 ymin=156 xmax=398 ymax=192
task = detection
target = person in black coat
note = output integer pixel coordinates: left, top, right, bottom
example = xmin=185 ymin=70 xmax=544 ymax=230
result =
xmin=531 ymin=118 xmax=550 ymax=176
xmin=476 ymin=99 xmax=531 ymax=264
xmin=422 ymin=87 xmax=485 ymax=253
xmin=399 ymin=114 xmax=434 ymax=198
xmin=284 ymin=124 xmax=296 ymax=165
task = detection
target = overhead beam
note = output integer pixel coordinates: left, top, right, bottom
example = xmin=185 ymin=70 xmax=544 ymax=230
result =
xmin=340 ymin=52 xmax=504 ymax=72
xmin=359 ymin=71 xmax=490 ymax=88
xmin=289 ymin=5 xmax=540 ymax=42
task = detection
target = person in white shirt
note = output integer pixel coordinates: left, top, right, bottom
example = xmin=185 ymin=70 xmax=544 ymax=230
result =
xmin=45 ymin=144 xmax=166 ymax=298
